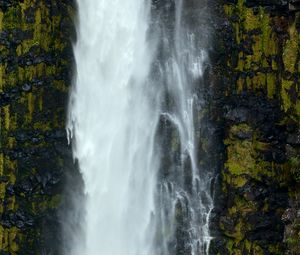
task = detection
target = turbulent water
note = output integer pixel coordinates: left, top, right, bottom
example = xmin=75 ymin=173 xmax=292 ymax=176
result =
xmin=66 ymin=0 xmax=213 ymax=255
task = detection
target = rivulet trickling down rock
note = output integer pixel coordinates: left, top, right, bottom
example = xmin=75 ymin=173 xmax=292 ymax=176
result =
xmin=210 ymin=0 xmax=300 ymax=254
xmin=0 ymin=0 xmax=75 ymax=254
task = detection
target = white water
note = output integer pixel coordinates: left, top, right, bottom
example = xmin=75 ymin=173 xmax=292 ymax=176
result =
xmin=66 ymin=0 xmax=213 ymax=255
xmin=152 ymin=1 xmax=214 ymax=254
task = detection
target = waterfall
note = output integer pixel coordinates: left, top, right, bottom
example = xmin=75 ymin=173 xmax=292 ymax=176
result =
xmin=65 ymin=0 xmax=213 ymax=255
xmin=151 ymin=1 xmax=213 ymax=254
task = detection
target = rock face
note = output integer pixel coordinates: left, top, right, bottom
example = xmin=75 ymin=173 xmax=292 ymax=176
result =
xmin=0 ymin=0 xmax=299 ymax=254
xmin=0 ymin=0 xmax=74 ymax=254
xmin=211 ymin=0 xmax=300 ymax=254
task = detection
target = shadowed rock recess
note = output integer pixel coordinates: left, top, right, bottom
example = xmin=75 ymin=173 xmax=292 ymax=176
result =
xmin=0 ymin=0 xmax=299 ymax=254
xmin=0 ymin=0 xmax=75 ymax=254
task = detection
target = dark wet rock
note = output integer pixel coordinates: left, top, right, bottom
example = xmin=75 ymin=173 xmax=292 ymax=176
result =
xmin=32 ymin=137 xmax=41 ymax=144
xmin=0 ymin=0 xmax=13 ymax=11
xmin=0 ymin=30 xmax=9 ymax=45
xmin=183 ymin=153 xmax=193 ymax=193
xmin=0 ymin=251 xmax=11 ymax=255
xmin=45 ymin=129 xmax=66 ymax=139
xmin=247 ymin=213 xmax=284 ymax=242
xmin=285 ymin=144 xmax=298 ymax=158
xmin=239 ymin=181 xmax=269 ymax=202
xmin=15 ymin=179 xmax=33 ymax=195
xmin=225 ymin=107 xmax=248 ymax=123
xmin=209 ymin=208 xmax=222 ymax=235
xmin=287 ymin=127 xmax=300 ymax=145
xmin=209 ymin=238 xmax=229 ymax=255
xmin=244 ymin=0 xmax=288 ymax=9
xmin=35 ymin=169 xmax=62 ymax=191
xmin=23 ymin=6 xmax=35 ymax=23
xmin=282 ymin=208 xmax=297 ymax=223
xmin=259 ymin=144 xmax=286 ymax=163
xmin=11 ymin=29 xmax=32 ymax=44
xmin=21 ymin=83 xmax=32 ymax=92
xmin=233 ymin=129 xmax=253 ymax=140
xmin=5 ymin=185 xmax=14 ymax=196
xmin=269 ymin=190 xmax=289 ymax=209
xmin=15 ymin=132 xmax=29 ymax=142
xmin=0 ymin=176 xmax=9 ymax=183
xmin=1 ymin=210 xmax=35 ymax=230
xmin=0 ymin=88 xmax=19 ymax=106
xmin=220 ymin=215 xmax=237 ymax=234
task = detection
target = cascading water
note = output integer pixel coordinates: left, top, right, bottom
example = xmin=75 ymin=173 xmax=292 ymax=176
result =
xmin=66 ymin=1 xmax=158 ymax=254
xmin=65 ymin=0 xmax=214 ymax=255
xmin=151 ymin=1 xmax=214 ymax=254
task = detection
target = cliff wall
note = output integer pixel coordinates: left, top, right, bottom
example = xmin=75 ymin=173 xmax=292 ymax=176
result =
xmin=0 ymin=1 xmax=74 ymax=254
xmin=212 ymin=0 xmax=300 ymax=254
xmin=0 ymin=0 xmax=299 ymax=254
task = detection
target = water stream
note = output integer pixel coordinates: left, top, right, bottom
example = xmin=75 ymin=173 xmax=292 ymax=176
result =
xmin=66 ymin=0 xmax=213 ymax=254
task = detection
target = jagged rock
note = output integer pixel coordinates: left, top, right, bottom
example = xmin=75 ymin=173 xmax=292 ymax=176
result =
xmin=0 ymin=176 xmax=9 ymax=183
xmin=282 ymin=208 xmax=297 ymax=223
xmin=15 ymin=179 xmax=33 ymax=195
xmin=21 ymin=83 xmax=32 ymax=92
xmin=247 ymin=213 xmax=283 ymax=241
xmin=239 ymin=181 xmax=268 ymax=202
xmin=234 ymin=129 xmax=252 ymax=139
xmin=245 ymin=0 xmax=288 ymax=8
xmin=287 ymin=127 xmax=300 ymax=145
xmin=225 ymin=107 xmax=248 ymax=123
xmin=5 ymin=185 xmax=14 ymax=196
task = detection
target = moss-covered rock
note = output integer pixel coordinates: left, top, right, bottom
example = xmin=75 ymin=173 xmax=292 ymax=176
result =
xmin=211 ymin=0 xmax=300 ymax=254
xmin=0 ymin=0 xmax=74 ymax=254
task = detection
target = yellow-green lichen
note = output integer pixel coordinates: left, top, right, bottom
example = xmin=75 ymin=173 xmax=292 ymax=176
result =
xmin=0 ymin=1 xmax=74 ymax=252
xmin=283 ymin=23 xmax=298 ymax=73
xmin=3 ymin=106 xmax=10 ymax=131
xmin=281 ymin=79 xmax=294 ymax=112
xmin=222 ymin=1 xmax=299 ymax=254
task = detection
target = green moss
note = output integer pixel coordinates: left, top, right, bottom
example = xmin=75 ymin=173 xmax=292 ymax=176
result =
xmin=289 ymin=156 xmax=300 ymax=182
xmin=266 ymin=73 xmax=276 ymax=98
xmin=281 ymin=79 xmax=294 ymax=112
xmin=225 ymin=139 xmax=272 ymax=179
xmin=230 ymin=124 xmax=252 ymax=136
xmin=33 ymin=121 xmax=52 ymax=131
xmin=283 ymin=24 xmax=298 ymax=73
xmin=0 ymin=11 xmax=3 ymax=30
xmin=222 ymin=1 xmax=300 ymax=254
xmin=32 ymin=195 xmax=62 ymax=214
xmin=244 ymin=8 xmax=259 ymax=31
xmin=295 ymin=101 xmax=300 ymax=120
xmin=0 ymin=1 xmax=74 ymax=252
xmin=2 ymin=6 xmax=22 ymax=30
xmin=53 ymin=80 xmax=69 ymax=92
xmin=230 ymin=175 xmax=248 ymax=188
xmin=251 ymin=72 xmax=265 ymax=91
xmin=3 ymin=106 xmax=10 ymax=130
xmin=260 ymin=9 xmax=274 ymax=55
